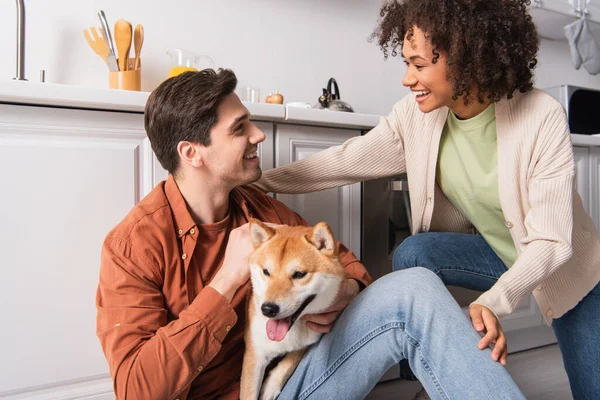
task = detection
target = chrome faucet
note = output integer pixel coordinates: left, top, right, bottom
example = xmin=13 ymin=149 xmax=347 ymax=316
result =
xmin=14 ymin=0 xmax=26 ymax=80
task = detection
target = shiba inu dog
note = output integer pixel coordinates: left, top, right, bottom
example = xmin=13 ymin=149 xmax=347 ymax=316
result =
xmin=240 ymin=219 xmax=347 ymax=400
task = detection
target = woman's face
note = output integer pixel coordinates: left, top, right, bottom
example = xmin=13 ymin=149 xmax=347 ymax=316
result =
xmin=401 ymin=26 xmax=455 ymax=114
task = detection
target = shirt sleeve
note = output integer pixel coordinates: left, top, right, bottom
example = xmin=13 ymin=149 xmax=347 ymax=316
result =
xmin=254 ymin=104 xmax=407 ymax=194
xmin=266 ymin=196 xmax=373 ymax=289
xmin=96 ymin=236 xmax=237 ymax=400
xmin=472 ymin=104 xmax=575 ymax=318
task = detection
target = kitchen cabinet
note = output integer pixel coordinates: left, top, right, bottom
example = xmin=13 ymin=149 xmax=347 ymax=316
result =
xmin=0 ymin=104 xmax=143 ymax=399
xmin=274 ymin=124 xmax=362 ymax=258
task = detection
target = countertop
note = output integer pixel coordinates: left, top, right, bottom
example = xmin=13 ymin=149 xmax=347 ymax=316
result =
xmin=0 ymin=81 xmax=379 ymax=130
xmin=1 ymin=80 xmax=598 ymax=145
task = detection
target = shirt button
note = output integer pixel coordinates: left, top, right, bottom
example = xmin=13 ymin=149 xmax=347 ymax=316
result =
xmin=178 ymin=229 xmax=183 ymax=235
xmin=546 ymin=309 xmax=553 ymax=318
xmin=505 ymin=221 xmax=513 ymax=228
xmin=225 ymin=325 xmax=231 ymax=332
xmin=428 ymin=197 xmax=432 ymax=203
xmin=535 ymin=285 xmax=542 ymax=291
xmin=182 ymin=254 xmax=187 ymax=260
xmin=197 ymin=365 xmax=203 ymax=372
xmin=190 ymin=228 xmax=195 ymax=234
xmin=422 ymin=226 xmax=426 ymax=231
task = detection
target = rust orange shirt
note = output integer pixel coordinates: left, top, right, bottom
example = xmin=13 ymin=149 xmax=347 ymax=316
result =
xmin=96 ymin=175 xmax=372 ymax=400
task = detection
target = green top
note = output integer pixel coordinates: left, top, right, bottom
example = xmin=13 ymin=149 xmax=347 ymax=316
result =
xmin=436 ymin=104 xmax=517 ymax=267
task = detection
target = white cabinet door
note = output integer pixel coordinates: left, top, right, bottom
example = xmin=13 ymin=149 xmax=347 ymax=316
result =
xmin=151 ymin=121 xmax=274 ymax=188
xmin=588 ymin=147 xmax=600 ymax=230
xmin=275 ymin=124 xmax=362 ymax=258
xmin=0 ymin=104 xmax=147 ymax=399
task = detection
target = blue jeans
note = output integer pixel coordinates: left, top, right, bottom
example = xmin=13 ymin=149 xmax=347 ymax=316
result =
xmin=279 ymin=268 xmax=525 ymax=400
xmin=393 ymin=232 xmax=600 ymax=400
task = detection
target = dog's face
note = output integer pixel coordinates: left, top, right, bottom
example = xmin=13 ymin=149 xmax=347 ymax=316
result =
xmin=248 ymin=219 xmax=346 ymax=341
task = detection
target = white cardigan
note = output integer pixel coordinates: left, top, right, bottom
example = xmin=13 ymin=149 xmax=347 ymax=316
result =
xmin=257 ymin=88 xmax=600 ymax=324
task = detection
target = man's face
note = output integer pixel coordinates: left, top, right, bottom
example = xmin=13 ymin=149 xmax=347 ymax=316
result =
xmin=201 ymin=92 xmax=266 ymax=188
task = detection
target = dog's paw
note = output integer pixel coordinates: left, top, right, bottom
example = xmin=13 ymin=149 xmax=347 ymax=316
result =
xmin=259 ymin=380 xmax=282 ymax=400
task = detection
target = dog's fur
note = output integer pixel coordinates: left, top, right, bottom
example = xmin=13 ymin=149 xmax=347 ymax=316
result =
xmin=240 ymin=219 xmax=347 ymax=400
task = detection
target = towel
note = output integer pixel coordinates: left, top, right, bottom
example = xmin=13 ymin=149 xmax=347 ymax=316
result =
xmin=565 ymin=18 xmax=600 ymax=75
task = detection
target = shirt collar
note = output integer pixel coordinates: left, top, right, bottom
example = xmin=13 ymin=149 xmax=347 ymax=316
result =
xmin=164 ymin=175 xmax=255 ymax=238
xmin=164 ymin=175 xmax=197 ymax=238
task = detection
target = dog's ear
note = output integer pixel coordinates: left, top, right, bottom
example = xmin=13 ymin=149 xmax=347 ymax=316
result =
xmin=309 ymin=222 xmax=338 ymax=256
xmin=249 ymin=218 xmax=276 ymax=249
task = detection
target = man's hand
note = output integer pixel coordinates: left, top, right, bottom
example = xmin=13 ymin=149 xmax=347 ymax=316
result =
xmin=470 ymin=304 xmax=508 ymax=366
xmin=209 ymin=223 xmax=254 ymax=302
xmin=302 ymin=279 xmax=360 ymax=333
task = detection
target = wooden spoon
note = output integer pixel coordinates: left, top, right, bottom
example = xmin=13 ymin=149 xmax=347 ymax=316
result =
xmin=114 ymin=19 xmax=132 ymax=71
xmin=133 ymin=24 xmax=144 ymax=70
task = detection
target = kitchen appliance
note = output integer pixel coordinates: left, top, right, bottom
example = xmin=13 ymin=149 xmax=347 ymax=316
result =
xmin=362 ymin=176 xmax=412 ymax=281
xmin=545 ymin=85 xmax=600 ymax=134
xmin=315 ymin=78 xmax=354 ymax=112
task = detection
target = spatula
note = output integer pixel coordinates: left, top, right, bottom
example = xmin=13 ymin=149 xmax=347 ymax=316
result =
xmin=83 ymin=26 xmax=119 ymax=72
xmin=133 ymin=24 xmax=144 ymax=70
xmin=114 ymin=19 xmax=133 ymax=71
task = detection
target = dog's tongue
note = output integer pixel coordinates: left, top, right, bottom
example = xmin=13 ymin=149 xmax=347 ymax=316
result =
xmin=266 ymin=317 xmax=292 ymax=342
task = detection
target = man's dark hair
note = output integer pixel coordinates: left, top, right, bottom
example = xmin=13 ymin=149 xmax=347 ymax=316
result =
xmin=144 ymin=68 xmax=238 ymax=174
xmin=372 ymin=0 xmax=539 ymax=104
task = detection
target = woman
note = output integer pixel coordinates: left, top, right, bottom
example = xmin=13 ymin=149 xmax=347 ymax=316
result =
xmin=255 ymin=0 xmax=600 ymax=398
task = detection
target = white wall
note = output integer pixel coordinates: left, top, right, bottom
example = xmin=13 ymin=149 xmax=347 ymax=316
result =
xmin=0 ymin=0 xmax=599 ymax=116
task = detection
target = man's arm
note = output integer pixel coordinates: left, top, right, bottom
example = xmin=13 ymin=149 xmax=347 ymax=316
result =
xmin=96 ymin=230 xmax=248 ymax=400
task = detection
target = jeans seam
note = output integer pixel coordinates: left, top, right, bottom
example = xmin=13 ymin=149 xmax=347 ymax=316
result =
xmin=297 ymin=322 xmax=404 ymax=400
xmin=403 ymin=331 xmax=450 ymax=400
xmin=435 ymin=268 xmax=502 ymax=281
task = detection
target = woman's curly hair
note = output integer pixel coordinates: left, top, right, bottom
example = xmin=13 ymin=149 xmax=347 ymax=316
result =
xmin=372 ymin=0 xmax=539 ymax=104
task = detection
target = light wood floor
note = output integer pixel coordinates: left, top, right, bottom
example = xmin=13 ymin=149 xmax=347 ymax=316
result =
xmin=366 ymin=344 xmax=572 ymax=400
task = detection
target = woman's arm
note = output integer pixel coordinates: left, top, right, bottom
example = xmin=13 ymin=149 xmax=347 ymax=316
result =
xmin=473 ymin=104 xmax=575 ymax=318
xmin=255 ymin=105 xmax=407 ymax=194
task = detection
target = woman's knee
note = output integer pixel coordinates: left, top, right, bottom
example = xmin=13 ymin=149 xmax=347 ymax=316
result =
xmin=393 ymin=234 xmax=439 ymax=272
xmin=368 ymin=267 xmax=446 ymax=304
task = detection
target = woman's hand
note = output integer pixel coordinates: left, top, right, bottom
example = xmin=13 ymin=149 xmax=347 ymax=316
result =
xmin=469 ymin=304 xmax=508 ymax=366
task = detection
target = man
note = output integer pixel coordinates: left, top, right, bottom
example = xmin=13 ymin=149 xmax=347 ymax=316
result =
xmin=96 ymin=69 xmax=525 ymax=400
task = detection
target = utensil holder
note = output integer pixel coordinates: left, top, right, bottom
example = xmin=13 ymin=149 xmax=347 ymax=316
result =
xmin=109 ymin=59 xmax=141 ymax=91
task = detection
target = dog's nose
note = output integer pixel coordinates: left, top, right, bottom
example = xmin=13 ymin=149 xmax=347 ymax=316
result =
xmin=261 ymin=302 xmax=280 ymax=318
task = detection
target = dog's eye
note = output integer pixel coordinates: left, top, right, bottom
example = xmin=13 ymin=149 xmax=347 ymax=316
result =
xmin=262 ymin=268 xmax=270 ymax=277
xmin=292 ymin=271 xmax=307 ymax=279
